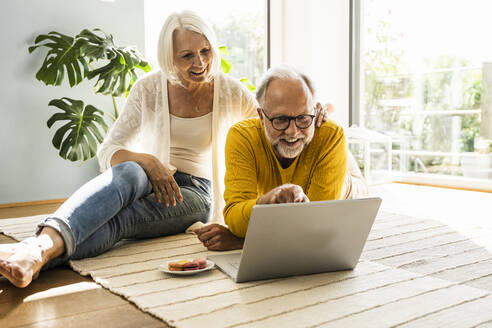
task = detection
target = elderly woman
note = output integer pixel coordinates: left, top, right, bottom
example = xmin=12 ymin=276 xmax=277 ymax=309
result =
xmin=0 ymin=11 xmax=339 ymax=288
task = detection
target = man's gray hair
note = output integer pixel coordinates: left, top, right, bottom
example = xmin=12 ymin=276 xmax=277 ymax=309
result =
xmin=255 ymin=65 xmax=316 ymax=107
xmin=157 ymin=10 xmax=221 ymax=85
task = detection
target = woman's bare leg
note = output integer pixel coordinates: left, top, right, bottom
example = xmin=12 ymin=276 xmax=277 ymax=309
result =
xmin=0 ymin=227 xmax=65 ymax=288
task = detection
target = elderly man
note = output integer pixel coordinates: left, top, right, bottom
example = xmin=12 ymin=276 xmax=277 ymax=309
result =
xmin=195 ymin=66 xmax=366 ymax=250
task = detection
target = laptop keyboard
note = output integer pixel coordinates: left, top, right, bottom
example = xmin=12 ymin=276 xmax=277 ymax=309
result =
xmin=230 ymin=261 xmax=240 ymax=269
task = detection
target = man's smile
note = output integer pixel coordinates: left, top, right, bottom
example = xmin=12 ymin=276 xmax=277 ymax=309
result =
xmin=280 ymin=138 xmax=303 ymax=147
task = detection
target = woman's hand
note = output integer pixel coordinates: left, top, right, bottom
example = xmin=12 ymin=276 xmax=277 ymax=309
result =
xmin=137 ymin=153 xmax=183 ymax=207
xmin=194 ymin=224 xmax=244 ymax=251
xmin=315 ymin=102 xmax=334 ymax=127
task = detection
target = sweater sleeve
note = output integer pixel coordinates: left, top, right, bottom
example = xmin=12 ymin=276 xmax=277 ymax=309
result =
xmin=307 ymin=125 xmax=348 ymax=201
xmin=223 ymin=125 xmax=260 ymax=237
xmin=96 ymin=80 xmax=144 ymax=172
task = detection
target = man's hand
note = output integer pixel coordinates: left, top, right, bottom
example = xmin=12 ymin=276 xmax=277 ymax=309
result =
xmin=194 ymin=224 xmax=244 ymax=251
xmin=256 ymin=183 xmax=309 ymax=204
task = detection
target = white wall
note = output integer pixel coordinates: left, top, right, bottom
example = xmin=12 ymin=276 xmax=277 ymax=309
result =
xmin=0 ymin=0 xmax=145 ymax=204
xmin=270 ymin=0 xmax=350 ymax=127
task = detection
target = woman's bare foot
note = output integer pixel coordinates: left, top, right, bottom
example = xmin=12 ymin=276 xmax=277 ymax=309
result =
xmin=0 ymin=228 xmax=65 ymax=288
xmin=0 ymin=240 xmax=45 ymax=288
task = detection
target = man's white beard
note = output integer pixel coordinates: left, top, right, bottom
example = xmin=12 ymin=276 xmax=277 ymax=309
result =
xmin=265 ymin=128 xmax=314 ymax=159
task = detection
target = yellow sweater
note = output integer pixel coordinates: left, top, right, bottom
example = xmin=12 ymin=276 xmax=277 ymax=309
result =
xmin=223 ymin=118 xmax=347 ymax=237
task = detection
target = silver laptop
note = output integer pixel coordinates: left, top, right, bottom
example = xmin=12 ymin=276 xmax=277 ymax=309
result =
xmin=209 ymin=197 xmax=381 ymax=283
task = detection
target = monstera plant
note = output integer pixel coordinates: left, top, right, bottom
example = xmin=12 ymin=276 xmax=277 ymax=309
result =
xmin=29 ymin=29 xmax=151 ymax=162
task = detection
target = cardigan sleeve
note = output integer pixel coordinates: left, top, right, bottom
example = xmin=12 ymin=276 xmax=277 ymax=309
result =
xmin=239 ymin=84 xmax=258 ymax=119
xmin=222 ymin=73 xmax=258 ymax=121
xmin=96 ymin=80 xmax=144 ymax=172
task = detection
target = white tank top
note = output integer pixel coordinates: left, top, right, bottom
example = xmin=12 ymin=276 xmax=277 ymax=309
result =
xmin=169 ymin=112 xmax=213 ymax=179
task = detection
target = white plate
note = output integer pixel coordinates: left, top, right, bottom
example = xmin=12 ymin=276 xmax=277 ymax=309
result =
xmin=158 ymin=259 xmax=215 ymax=275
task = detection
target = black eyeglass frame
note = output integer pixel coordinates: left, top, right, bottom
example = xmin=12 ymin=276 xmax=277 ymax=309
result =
xmin=260 ymin=108 xmax=317 ymax=131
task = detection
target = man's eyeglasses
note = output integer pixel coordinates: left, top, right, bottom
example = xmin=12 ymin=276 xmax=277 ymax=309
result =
xmin=261 ymin=108 xmax=316 ymax=131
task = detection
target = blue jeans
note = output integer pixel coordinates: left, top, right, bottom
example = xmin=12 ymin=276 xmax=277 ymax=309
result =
xmin=38 ymin=161 xmax=211 ymax=269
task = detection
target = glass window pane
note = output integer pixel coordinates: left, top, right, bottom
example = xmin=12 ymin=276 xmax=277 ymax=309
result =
xmin=358 ymin=0 xmax=492 ymax=181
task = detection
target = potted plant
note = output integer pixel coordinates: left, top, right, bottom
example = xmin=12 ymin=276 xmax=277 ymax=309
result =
xmin=29 ymin=28 xmax=151 ymax=162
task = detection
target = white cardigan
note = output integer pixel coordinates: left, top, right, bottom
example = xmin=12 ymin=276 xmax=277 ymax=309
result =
xmin=97 ymin=70 xmax=258 ymax=224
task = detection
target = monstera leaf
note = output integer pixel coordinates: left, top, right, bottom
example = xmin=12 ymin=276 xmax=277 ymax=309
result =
xmin=78 ymin=29 xmax=151 ymax=97
xmin=47 ymin=98 xmax=108 ymax=161
xmin=28 ymin=32 xmax=89 ymax=87
xmin=29 ymin=29 xmax=151 ymax=97
xmin=77 ymin=29 xmax=115 ymax=60
xmin=88 ymin=47 xmax=151 ymax=97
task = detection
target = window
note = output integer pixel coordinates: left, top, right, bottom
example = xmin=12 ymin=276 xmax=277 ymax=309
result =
xmin=144 ymin=0 xmax=267 ymax=86
xmin=353 ymin=0 xmax=492 ymax=187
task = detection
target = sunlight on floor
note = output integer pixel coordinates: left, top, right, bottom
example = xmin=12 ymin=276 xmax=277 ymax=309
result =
xmin=23 ymin=281 xmax=100 ymax=302
xmin=369 ymin=183 xmax=492 ymax=252
xmin=369 ymin=183 xmax=492 ymax=228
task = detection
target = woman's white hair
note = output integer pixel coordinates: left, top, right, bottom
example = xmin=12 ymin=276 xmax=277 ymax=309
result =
xmin=256 ymin=65 xmax=316 ymax=108
xmin=157 ymin=10 xmax=221 ymax=84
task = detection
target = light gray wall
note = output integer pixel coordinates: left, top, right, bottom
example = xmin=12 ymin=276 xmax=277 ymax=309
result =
xmin=0 ymin=0 xmax=145 ymax=204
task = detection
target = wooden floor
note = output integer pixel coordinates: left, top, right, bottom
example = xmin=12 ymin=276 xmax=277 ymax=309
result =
xmin=0 ymin=203 xmax=168 ymax=328
xmin=0 ymin=203 xmax=61 ymax=220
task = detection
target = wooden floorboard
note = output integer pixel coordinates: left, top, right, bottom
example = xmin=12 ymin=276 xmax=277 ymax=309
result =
xmin=0 ymin=203 xmax=61 ymax=219
xmin=0 ymin=204 xmax=168 ymax=328
xmin=19 ymin=304 xmax=167 ymax=328
xmin=0 ymin=267 xmax=93 ymax=305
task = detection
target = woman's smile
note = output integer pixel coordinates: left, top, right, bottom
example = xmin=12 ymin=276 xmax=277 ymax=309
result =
xmin=190 ymin=67 xmax=207 ymax=76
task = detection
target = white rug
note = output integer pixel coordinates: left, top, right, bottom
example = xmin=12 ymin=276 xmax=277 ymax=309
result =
xmin=1 ymin=213 xmax=491 ymax=328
